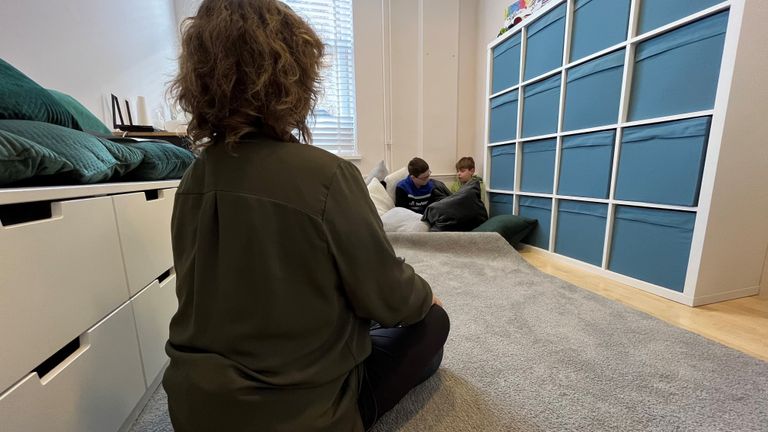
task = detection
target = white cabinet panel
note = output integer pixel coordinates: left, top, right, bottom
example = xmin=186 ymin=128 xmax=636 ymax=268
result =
xmin=113 ymin=188 xmax=176 ymax=296
xmin=0 ymin=303 xmax=146 ymax=432
xmin=0 ymin=196 xmax=128 ymax=392
xmin=132 ymin=274 xmax=178 ymax=385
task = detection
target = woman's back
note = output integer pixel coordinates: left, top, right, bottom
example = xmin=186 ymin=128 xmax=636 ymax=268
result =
xmin=165 ymin=135 xmax=433 ymax=431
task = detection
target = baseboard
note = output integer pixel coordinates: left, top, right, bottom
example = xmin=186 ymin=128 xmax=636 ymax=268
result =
xmin=517 ymin=244 xmax=695 ymax=306
xmin=691 ymin=286 xmax=761 ymax=306
xmin=118 ymin=361 xmax=168 ymax=432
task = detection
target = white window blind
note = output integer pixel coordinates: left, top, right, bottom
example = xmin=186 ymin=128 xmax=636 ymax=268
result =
xmin=283 ymin=0 xmax=357 ymax=156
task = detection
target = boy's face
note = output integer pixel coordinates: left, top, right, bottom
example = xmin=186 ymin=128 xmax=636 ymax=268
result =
xmin=412 ymin=170 xmax=431 ymax=187
xmin=457 ymin=168 xmax=475 ymax=183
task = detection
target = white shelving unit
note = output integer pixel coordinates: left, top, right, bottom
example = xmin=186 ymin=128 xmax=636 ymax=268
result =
xmin=483 ymin=0 xmax=768 ymax=306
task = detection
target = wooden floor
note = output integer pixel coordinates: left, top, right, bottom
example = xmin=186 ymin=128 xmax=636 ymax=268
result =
xmin=518 ymin=247 xmax=768 ymax=363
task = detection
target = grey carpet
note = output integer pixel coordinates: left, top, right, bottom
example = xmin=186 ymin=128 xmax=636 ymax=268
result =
xmin=131 ymin=232 xmax=768 ymax=431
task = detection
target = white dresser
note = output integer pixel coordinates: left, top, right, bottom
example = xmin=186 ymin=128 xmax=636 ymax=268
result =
xmin=0 ymin=181 xmax=179 ymax=431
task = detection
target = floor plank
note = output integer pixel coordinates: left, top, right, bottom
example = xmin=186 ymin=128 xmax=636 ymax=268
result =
xmin=519 ymin=247 xmax=768 ymax=362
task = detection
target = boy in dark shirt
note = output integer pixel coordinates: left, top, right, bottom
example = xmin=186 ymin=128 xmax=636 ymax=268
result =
xmin=395 ymin=157 xmax=435 ymax=214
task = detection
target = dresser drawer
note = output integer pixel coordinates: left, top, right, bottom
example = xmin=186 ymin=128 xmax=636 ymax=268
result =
xmin=0 ymin=302 xmax=146 ymax=432
xmin=0 ymin=196 xmax=129 ymax=392
xmin=113 ymin=188 xmax=176 ymax=296
xmin=132 ymin=272 xmax=178 ymax=385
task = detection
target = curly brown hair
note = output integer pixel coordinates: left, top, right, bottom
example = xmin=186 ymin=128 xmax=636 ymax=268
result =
xmin=170 ymin=0 xmax=325 ymax=150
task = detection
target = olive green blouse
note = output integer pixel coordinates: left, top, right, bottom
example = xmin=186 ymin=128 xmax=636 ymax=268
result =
xmin=163 ymin=135 xmax=433 ymax=431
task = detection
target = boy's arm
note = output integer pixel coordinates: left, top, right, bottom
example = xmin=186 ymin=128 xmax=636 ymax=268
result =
xmin=395 ymin=186 xmax=409 ymax=208
xmin=430 ymin=180 xmax=452 ymax=204
xmin=479 ymin=176 xmax=487 ymax=205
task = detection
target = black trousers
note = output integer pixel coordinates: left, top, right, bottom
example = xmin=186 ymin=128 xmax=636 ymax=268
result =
xmin=357 ymin=305 xmax=450 ymax=430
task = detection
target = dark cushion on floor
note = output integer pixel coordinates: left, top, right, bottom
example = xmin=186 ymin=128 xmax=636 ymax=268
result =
xmin=422 ymin=180 xmax=488 ymax=231
xmin=473 ymin=214 xmax=538 ymax=247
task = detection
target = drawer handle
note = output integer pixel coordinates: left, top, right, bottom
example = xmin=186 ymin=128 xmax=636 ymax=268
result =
xmin=0 ymin=201 xmax=53 ymax=226
xmin=144 ymin=190 xmax=160 ymax=201
xmin=32 ymin=334 xmax=91 ymax=384
xmin=158 ymin=268 xmax=174 ymax=284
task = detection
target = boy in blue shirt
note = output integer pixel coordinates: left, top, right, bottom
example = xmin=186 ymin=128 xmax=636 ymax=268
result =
xmin=395 ymin=157 xmax=435 ymax=214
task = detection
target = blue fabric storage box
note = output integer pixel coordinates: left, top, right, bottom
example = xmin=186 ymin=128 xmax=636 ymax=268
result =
xmin=490 ymin=144 xmax=516 ymax=191
xmin=489 ymin=90 xmax=519 ymax=143
xmin=629 ymin=12 xmax=728 ymax=121
xmin=609 ymin=206 xmax=696 ymax=291
xmin=638 ymin=0 xmax=722 ymax=35
xmin=524 ymin=3 xmax=566 ymax=80
xmin=522 ymin=74 xmax=560 ymax=138
xmin=615 ymin=117 xmax=709 ymax=206
xmin=520 ymin=138 xmax=555 ymax=193
xmin=563 ymin=50 xmax=624 ymax=131
xmin=489 ymin=193 xmax=515 ymax=217
xmin=555 ymin=200 xmax=608 ymax=266
xmin=492 ymin=33 xmax=522 ymax=94
xmin=570 ymin=0 xmax=631 ymax=61
xmin=518 ymin=196 xmax=552 ymax=249
xmin=558 ymin=130 xmax=614 ymax=198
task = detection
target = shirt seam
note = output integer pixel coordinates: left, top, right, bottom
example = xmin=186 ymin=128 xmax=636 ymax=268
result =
xmin=320 ymin=159 xmax=346 ymax=223
xmin=176 ymin=189 xmax=324 ymax=222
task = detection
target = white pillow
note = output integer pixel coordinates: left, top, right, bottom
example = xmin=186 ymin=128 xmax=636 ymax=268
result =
xmin=380 ymin=207 xmax=430 ymax=233
xmin=367 ymin=178 xmax=395 ymax=216
xmin=364 ymin=160 xmax=389 ymax=184
xmin=384 ymin=166 xmax=409 ymax=202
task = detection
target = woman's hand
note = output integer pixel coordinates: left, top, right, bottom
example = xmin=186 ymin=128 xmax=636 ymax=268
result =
xmin=432 ymin=293 xmax=443 ymax=307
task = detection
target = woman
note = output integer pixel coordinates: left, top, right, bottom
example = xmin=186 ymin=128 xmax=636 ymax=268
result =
xmin=163 ymin=1 xmax=450 ymax=431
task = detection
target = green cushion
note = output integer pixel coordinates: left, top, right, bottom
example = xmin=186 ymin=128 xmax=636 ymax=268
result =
xmin=47 ymin=89 xmax=111 ymax=134
xmin=0 ymin=120 xmax=143 ymax=183
xmin=126 ymin=141 xmax=195 ymax=180
xmin=473 ymin=214 xmax=538 ymax=247
xmin=99 ymin=139 xmax=146 ymax=177
xmin=0 ymin=129 xmax=74 ymax=185
xmin=0 ymin=59 xmax=79 ymax=129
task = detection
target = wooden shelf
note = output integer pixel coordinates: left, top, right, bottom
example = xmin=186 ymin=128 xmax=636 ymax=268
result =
xmin=112 ymin=131 xmax=188 ymax=138
xmin=111 ymin=131 xmax=191 ymax=148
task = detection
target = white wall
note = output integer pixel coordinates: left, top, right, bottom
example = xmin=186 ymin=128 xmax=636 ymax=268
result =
xmin=0 ymin=0 xmax=180 ymax=127
xmin=352 ymin=0 xmax=387 ymax=172
xmin=99 ymin=0 xmax=482 ymax=175
xmin=474 ymin=0 xmax=512 ymax=179
xmin=0 ymin=0 xmax=489 ymax=176
xmin=0 ymin=0 xmax=503 ymax=175
xmin=354 ymin=0 xmax=479 ymax=175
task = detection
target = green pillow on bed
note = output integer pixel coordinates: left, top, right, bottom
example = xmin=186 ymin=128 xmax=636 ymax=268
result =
xmin=125 ymin=140 xmax=195 ymax=180
xmin=473 ymin=214 xmax=538 ymax=247
xmin=47 ymin=89 xmax=111 ymax=134
xmin=0 ymin=129 xmax=74 ymax=185
xmin=0 ymin=58 xmax=79 ymax=129
xmin=0 ymin=120 xmax=143 ymax=183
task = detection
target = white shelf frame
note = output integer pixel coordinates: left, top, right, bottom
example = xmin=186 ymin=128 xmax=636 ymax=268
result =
xmin=483 ymin=0 xmax=743 ymax=305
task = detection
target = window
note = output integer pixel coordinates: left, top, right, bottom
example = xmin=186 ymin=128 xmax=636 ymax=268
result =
xmin=284 ymin=0 xmax=357 ymax=156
